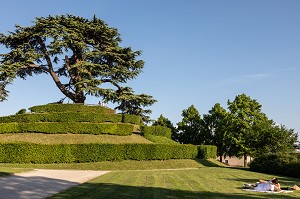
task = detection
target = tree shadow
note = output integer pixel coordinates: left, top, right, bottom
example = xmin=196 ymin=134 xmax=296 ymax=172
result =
xmin=196 ymin=159 xmax=222 ymax=167
xmin=0 ymin=172 xmax=11 ymax=177
xmin=50 ymin=182 xmax=300 ymax=199
xmin=0 ymin=175 xmax=80 ymax=199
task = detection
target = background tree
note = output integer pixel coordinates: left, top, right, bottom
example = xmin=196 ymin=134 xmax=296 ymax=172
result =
xmin=227 ymin=93 xmax=270 ymax=167
xmin=0 ymin=15 xmax=155 ymax=120
xmin=252 ymin=123 xmax=297 ymax=156
xmin=152 ymin=114 xmax=177 ymax=139
xmin=201 ymin=103 xmax=229 ymax=161
xmin=176 ymin=105 xmax=202 ymax=144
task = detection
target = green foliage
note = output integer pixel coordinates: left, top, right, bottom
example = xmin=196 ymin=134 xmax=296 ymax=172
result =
xmin=197 ymin=145 xmax=217 ymax=159
xmin=0 ymin=112 xmax=122 ymax=123
xmin=113 ymin=87 xmax=157 ymax=123
xmin=249 ymin=153 xmax=300 ymax=178
xmin=201 ymin=103 xmax=229 ymax=158
xmin=29 ymin=104 xmax=115 ymax=114
xmin=16 ymin=109 xmax=26 ymax=115
xmin=0 ymin=15 xmax=156 ymax=119
xmin=0 ymin=143 xmax=199 ymax=163
xmin=143 ymin=134 xmax=179 ymax=144
xmin=0 ymin=122 xmax=134 ymax=135
xmin=251 ymin=124 xmax=297 ymax=156
xmin=153 ymin=114 xmax=177 ymax=140
xmin=122 ymin=114 xmax=141 ymax=125
xmin=176 ymin=105 xmax=202 ymax=144
xmin=141 ymin=126 xmax=172 ymax=139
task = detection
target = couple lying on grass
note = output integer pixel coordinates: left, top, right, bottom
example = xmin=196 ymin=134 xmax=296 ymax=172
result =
xmin=243 ymin=178 xmax=299 ymax=192
xmin=243 ymin=178 xmax=281 ymax=191
xmin=243 ymin=178 xmax=300 ymax=192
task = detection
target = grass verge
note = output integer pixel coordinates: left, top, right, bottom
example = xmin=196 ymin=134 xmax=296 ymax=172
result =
xmin=0 ymin=168 xmax=32 ymax=177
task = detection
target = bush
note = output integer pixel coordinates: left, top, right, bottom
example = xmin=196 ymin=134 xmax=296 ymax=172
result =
xmin=16 ymin=109 xmax=26 ymax=115
xmin=249 ymin=153 xmax=300 ymax=178
xmin=0 ymin=113 xmax=123 ymax=123
xmin=0 ymin=143 xmax=199 ymax=163
xmin=197 ymin=145 xmax=217 ymax=159
xmin=141 ymin=126 xmax=172 ymax=139
xmin=0 ymin=122 xmax=134 ymax=135
xmin=29 ymin=104 xmax=115 ymax=114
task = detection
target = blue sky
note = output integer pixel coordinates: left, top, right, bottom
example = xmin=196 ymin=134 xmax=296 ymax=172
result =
xmin=0 ymin=0 xmax=299 ymax=140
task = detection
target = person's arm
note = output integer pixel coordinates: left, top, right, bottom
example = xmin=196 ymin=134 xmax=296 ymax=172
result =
xmin=274 ymin=183 xmax=281 ymax=192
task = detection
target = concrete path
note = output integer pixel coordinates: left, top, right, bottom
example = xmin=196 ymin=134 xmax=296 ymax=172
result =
xmin=0 ymin=169 xmax=110 ymax=199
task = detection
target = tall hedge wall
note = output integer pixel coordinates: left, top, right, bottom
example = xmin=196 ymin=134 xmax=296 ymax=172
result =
xmin=0 ymin=113 xmax=141 ymax=125
xmin=29 ymin=104 xmax=115 ymax=114
xmin=0 ymin=143 xmax=217 ymax=163
xmin=0 ymin=122 xmax=134 ymax=135
xmin=141 ymin=126 xmax=172 ymax=139
xmin=0 ymin=143 xmax=198 ymax=163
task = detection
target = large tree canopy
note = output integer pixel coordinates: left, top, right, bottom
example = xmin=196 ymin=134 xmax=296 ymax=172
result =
xmin=176 ymin=105 xmax=202 ymax=144
xmin=0 ymin=15 xmax=156 ymax=119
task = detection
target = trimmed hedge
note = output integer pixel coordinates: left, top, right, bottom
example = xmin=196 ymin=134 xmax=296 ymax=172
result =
xmin=0 ymin=113 xmax=123 ymax=123
xmin=29 ymin=104 xmax=115 ymax=114
xmin=0 ymin=143 xmax=199 ymax=163
xmin=249 ymin=153 xmax=300 ymax=178
xmin=122 ymin=114 xmax=141 ymax=125
xmin=141 ymin=126 xmax=172 ymax=139
xmin=0 ymin=122 xmax=134 ymax=135
xmin=197 ymin=145 xmax=217 ymax=159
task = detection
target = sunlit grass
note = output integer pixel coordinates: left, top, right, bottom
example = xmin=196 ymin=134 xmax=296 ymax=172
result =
xmin=49 ymin=166 xmax=300 ymax=199
xmin=0 ymin=133 xmax=152 ymax=144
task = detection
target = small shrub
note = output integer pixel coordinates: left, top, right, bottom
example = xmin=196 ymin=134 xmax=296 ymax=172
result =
xmin=141 ymin=126 xmax=172 ymax=139
xmin=16 ymin=109 xmax=26 ymax=115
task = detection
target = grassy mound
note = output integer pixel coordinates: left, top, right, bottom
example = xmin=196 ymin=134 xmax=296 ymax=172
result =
xmin=0 ymin=104 xmax=216 ymax=163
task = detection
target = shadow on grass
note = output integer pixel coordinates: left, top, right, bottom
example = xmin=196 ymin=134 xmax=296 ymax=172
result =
xmin=50 ymin=182 xmax=300 ymax=199
xmin=196 ymin=159 xmax=222 ymax=167
xmin=0 ymin=172 xmax=11 ymax=177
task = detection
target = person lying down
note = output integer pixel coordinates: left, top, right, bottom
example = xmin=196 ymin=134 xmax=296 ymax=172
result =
xmin=243 ymin=178 xmax=281 ymax=192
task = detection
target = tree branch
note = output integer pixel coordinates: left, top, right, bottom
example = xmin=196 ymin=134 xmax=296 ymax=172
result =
xmin=37 ymin=37 xmax=76 ymax=101
xmin=101 ymin=79 xmax=122 ymax=90
xmin=20 ymin=64 xmax=50 ymax=72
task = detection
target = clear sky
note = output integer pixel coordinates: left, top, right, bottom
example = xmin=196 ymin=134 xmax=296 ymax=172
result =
xmin=0 ymin=0 xmax=299 ymax=140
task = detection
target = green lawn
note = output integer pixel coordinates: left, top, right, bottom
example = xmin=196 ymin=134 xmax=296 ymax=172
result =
xmin=47 ymin=161 xmax=300 ymax=199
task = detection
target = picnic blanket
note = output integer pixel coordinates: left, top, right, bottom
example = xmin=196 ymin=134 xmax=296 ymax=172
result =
xmin=242 ymin=189 xmax=293 ymax=194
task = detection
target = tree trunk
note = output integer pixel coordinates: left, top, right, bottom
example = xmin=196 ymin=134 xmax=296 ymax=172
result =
xmin=219 ymin=155 xmax=223 ymax=163
xmin=244 ymin=154 xmax=247 ymax=167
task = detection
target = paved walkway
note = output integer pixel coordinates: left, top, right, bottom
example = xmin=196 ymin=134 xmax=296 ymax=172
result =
xmin=0 ymin=169 xmax=110 ymax=199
